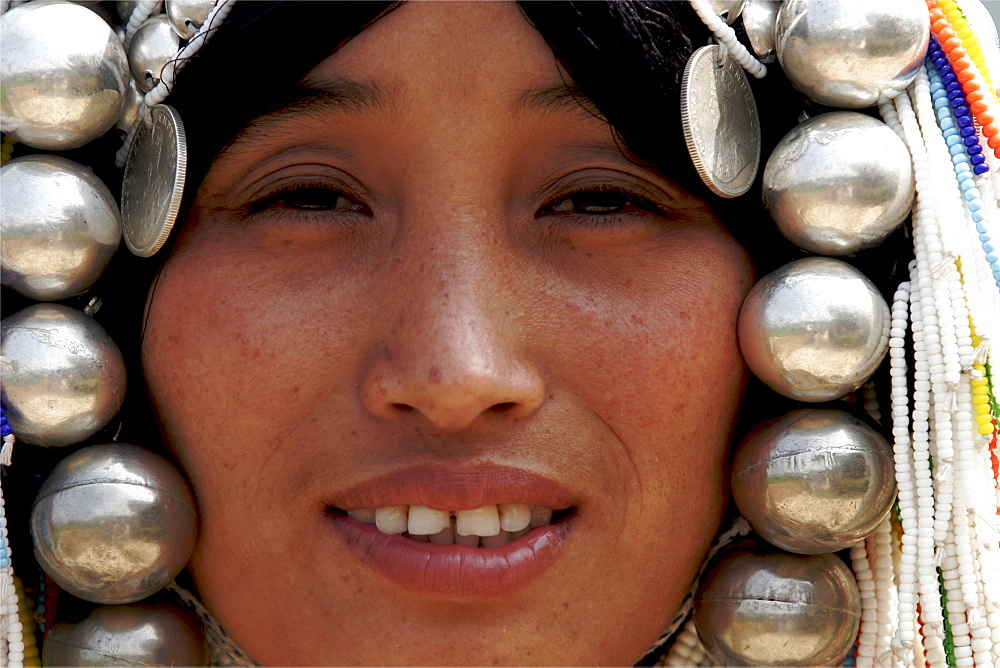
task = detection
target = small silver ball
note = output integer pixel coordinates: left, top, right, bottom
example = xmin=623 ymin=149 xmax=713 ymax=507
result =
xmin=708 ymin=0 xmax=744 ymax=24
xmin=763 ymin=112 xmax=914 ymax=255
xmin=775 ymin=0 xmax=929 ymax=108
xmin=732 ymin=409 xmax=896 ymax=554
xmin=738 ymin=257 xmax=890 ymax=402
xmin=42 ymin=602 xmax=208 ymax=666
xmin=741 ymin=0 xmax=781 ymax=59
xmin=166 ymin=0 xmax=215 ymax=40
xmin=695 ymin=549 xmax=861 ymax=665
xmin=30 ymin=443 xmax=198 ymax=604
xmin=128 ymin=15 xmax=180 ymax=93
xmin=1 ymin=304 xmax=126 ymax=446
xmin=1 ymin=155 xmax=121 ymax=301
xmin=0 ymin=2 xmax=129 ymax=150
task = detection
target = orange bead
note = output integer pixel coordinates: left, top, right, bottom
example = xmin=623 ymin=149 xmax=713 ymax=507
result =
xmin=980 ymin=112 xmax=996 ymax=125
xmin=939 ymin=27 xmax=957 ymax=41
xmin=958 ymin=69 xmax=976 ymax=83
xmin=953 ymin=58 xmax=973 ymax=72
xmin=968 ymin=90 xmax=985 ymax=102
xmin=964 ymin=80 xmax=981 ymax=94
xmin=983 ymin=123 xmax=1000 ymax=138
xmin=929 ymin=7 xmax=945 ymax=21
xmin=989 ymin=134 xmax=1000 ymax=149
xmin=973 ymin=100 xmax=991 ymax=115
xmin=945 ymin=37 xmax=965 ymax=52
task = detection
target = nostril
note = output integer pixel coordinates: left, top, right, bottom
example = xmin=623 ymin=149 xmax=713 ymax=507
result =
xmin=489 ymin=402 xmax=516 ymax=413
xmin=391 ymin=403 xmax=414 ymax=412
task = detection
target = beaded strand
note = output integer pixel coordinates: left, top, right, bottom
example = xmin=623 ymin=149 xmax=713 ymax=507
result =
xmin=687 ymin=0 xmax=767 ymax=79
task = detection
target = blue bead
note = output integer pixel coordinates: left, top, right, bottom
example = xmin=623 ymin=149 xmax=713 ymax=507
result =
xmin=979 ymin=222 xmax=990 ymax=233
xmin=0 ymin=424 xmax=10 ymax=437
xmin=964 ymin=189 xmax=980 ymax=201
xmin=970 ymin=199 xmax=985 ymax=211
xmin=985 ymin=243 xmax=996 ymax=253
xmin=971 ymin=153 xmax=986 ymax=165
xmin=947 ymin=134 xmax=963 ymax=146
xmin=0 ymin=558 xmax=9 ymax=569
xmin=947 ymin=82 xmax=963 ymax=93
xmin=958 ymin=179 xmax=975 ymax=191
xmin=951 ymin=144 xmax=966 ymax=157
xmin=987 ymin=253 xmax=999 ymax=263
xmin=949 ymin=96 xmax=965 ymax=108
xmin=964 ymin=135 xmax=981 ymax=147
xmin=943 ymin=72 xmax=958 ymax=84
xmin=934 ymin=57 xmax=948 ymax=68
xmin=968 ymin=143 xmax=983 ymax=155
xmin=957 ymin=115 xmax=973 ymax=126
xmin=973 ymin=163 xmax=991 ymax=175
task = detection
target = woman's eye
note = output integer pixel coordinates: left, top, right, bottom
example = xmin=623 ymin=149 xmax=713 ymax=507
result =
xmin=541 ymin=188 xmax=660 ymax=218
xmin=247 ymin=186 xmax=371 ymax=216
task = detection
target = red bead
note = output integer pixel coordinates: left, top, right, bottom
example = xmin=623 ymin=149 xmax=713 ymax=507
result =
xmin=983 ymin=123 xmax=1000 ymax=138
xmin=957 ymin=69 xmax=976 ymax=83
xmin=952 ymin=58 xmax=973 ymax=72
xmin=980 ymin=112 xmax=995 ymax=125
xmin=968 ymin=90 xmax=985 ymax=102
xmin=964 ymin=81 xmax=982 ymax=94
xmin=989 ymin=134 xmax=1000 ymax=149
xmin=971 ymin=101 xmax=989 ymax=115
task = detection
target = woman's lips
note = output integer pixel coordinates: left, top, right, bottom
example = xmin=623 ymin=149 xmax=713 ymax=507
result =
xmin=322 ymin=464 xmax=578 ymax=598
xmin=328 ymin=512 xmax=574 ymax=598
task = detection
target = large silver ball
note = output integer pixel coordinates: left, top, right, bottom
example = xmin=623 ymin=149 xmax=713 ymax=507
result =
xmin=1 ymin=304 xmax=126 ymax=446
xmin=695 ymin=549 xmax=861 ymax=665
xmin=30 ymin=443 xmax=198 ymax=604
xmin=763 ymin=112 xmax=914 ymax=255
xmin=128 ymin=15 xmax=180 ymax=93
xmin=708 ymin=0 xmax=744 ymax=24
xmin=738 ymin=257 xmax=890 ymax=402
xmin=1 ymin=155 xmax=121 ymax=301
xmin=775 ymin=0 xmax=929 ymax=108
xmin=166 ymin=0 xmax=215 ymax=40
xmin=42 ymin=602 xmax=208 ymax=666
xmin=0 ymin=2 xmax=129 ymax=150
xmin=732 ymin=409 xmax=896 ymax=554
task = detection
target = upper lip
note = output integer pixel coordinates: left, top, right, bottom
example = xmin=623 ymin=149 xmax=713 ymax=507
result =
xmin=327 ymin=463 xmax=575 ymax=511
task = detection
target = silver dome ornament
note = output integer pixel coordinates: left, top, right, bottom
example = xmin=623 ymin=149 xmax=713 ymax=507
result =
xmin=775 ymin=0 xmax=929 ymax=108
xmin=1 ymin=155 xmax=122 ymax=302
xmin=741 ymin=0 xmax=780 ymax=60
xmin=43 ymin=603 xmax=208 ymax=666
xmin=166 ymin=0 xmax=215 ymax=40
xmin=732 ymin=409 xmax=896 ymax=554
xmin=0 ymin=2 xmax=129 ymax=150
xmin=1 ymin=304 xmax=126 ymax=447
xmin=738 ymin=257 xmax=890 ymax=402
xmin=708 ymin=0 xmax=744 ymax=24
xmin=694 ymin=549 xmax=861 ymax=665
xmin=128 ymin=15 xmax=181 ymax=93
xmin=116 ymin=75 xmax=145 ymax=133
xmin=762 ymin=112 xmax=915 ymax=255
xmin=30 ymin=443 xmax=198 ymax=605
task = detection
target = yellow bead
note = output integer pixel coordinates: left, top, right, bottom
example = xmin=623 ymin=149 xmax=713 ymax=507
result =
xmin=975 ymin=414 xmax=993 ymax=425
xmin=978 ymin=423 xmax=995 ymax=435
xmin=958 ymin=27 xmax=973 ymax=39
xmin=971 ymin=377 xmax=988 ymax=387
xmin=946 ymin=9 xmax=962 ymax=21
xmin=976 ymin=403 xmax=992 ymax=415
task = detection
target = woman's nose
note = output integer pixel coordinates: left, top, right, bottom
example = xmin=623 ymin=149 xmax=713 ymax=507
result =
xmin=361 ymin=265 xmax=545 ymax=432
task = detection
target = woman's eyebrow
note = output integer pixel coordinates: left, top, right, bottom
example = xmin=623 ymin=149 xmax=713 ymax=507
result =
xmin=518 ymin=84 xmax=606 ymax=121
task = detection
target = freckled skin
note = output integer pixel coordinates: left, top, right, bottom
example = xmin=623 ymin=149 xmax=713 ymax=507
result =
xmin=142 ymin=2 xmax=753 ymax=665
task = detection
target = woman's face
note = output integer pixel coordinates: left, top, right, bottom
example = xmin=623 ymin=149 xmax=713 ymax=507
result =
xmin=143 ymin=2 xmax=753 ymax=664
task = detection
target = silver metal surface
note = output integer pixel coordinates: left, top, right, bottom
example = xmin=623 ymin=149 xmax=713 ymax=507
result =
xmin=732 ymin=409 xmax=896 ymax=554
xmin=1 ymin=304 xmax=125 ymax=446
xmin=128 ymin=15 xmax=180 ymax=93
xmin=742 ymin=0 xmax=780 ymax=59
xmin=42 ymin=602 xmax=208 ymax=666
xmin=695 ymin=549 xmax=861 ymax=666
xmin=1 ymin=155 xmax=121 ymax=301
xmin=762 ymin=112 xmax=914 ymax=255
xmin=708 ymin=0 xmax=744 ymax=24
xmin=166 ymin=0 xmax=215 ymax=39
xmin=121 ymin=105 xmax=187 ymax=257
xmin=117 ymin=0 xmax=139 ymax=21
xmin=681 ymin=45 xmax=761 ymax=198
xmin=31 ymin=443 xmax=198 ymax=604
xmin=0 ymin=2 xmax=129 ymax=150
xmin=116 ymin=75 xmax=145 ymax=133
xmin=775 ymin=0 xmax=929 ymax=108
xmin=738 ymin=257 xmax=890 ymax=402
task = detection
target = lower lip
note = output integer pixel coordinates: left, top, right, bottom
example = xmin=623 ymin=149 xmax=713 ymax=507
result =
xmin=327 ymin=514 xmax=573 ymax=598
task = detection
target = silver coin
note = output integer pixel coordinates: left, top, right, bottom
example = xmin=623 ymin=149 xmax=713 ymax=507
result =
xmin=121 ymin=104 xmax=187 ymax=257
xmin=680 ymin=45 xmax=761 ymax=198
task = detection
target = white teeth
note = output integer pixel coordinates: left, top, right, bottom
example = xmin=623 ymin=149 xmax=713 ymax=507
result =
xmin=498 ymin=503 xmax=531 ymax=532
xmin=374 ymin=505 xmax=408 ymax=534
xmin=348 ymin=508 xmax=377 ymax=525
xmin=455 ymin=505 xmax=501 ymax=537
xmin=428 ymin=525 xmax=455 ymax=545
xmin=481 ymin=530 xmax=511 ymax=548
xmin=360 ymin=503 xmax=560 ymax=544
xmin=529 ymin=506 xmax=552 ymax=527
xmin=407 ymin=506 xmax=451 ymax=535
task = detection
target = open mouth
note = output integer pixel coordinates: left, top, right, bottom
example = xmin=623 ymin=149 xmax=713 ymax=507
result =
xmin=327 ymin=503 xmax=574 ymax=548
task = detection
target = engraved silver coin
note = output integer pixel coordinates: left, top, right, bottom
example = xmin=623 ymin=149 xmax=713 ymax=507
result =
xmin=121 ymin=104 xmax=187 ymax=257
xmin=681 ymin=45 xmax=761 ymax=198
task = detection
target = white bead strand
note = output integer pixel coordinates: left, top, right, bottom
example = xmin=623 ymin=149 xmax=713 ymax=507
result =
xmin=688 ymin=0 xmax=767 ymax=78
xmin=0 ymin=477 xmax=23 ymax=668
